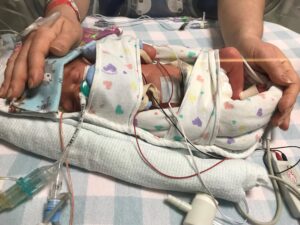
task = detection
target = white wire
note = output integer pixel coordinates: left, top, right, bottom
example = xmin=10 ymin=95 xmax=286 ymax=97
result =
xmin=235 ymin=137 xmax=283 ymax=225
xmin=161 ymin=44 xmax=249 ymax=225
xmin=166 ymin=102 xmax=247 ymax=225
xmin=268 ymin=175 xmax=300 ymax=199
xmin=0 ymin=176 xmax=18 ymax=182
xmin=0 ymin=7 xmax=27 ymax=19
xmin=0 ymin=29 xmax=19 ymax=35
xmin=91 ymin=14 xmax=183 ymax=31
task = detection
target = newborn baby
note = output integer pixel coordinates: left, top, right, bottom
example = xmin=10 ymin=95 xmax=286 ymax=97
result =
xmin=59 ymin=45 xmax=251 ymax=113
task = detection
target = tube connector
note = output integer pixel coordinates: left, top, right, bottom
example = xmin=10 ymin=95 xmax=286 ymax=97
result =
xmin=0 ymin=165 xmax=59 ymax=212
xmin=166 ymin=193 xmax=218 ymax=225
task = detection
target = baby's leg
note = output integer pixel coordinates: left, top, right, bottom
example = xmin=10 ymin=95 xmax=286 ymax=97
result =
xmin=219 ymin=47 xmax=244 ymax=100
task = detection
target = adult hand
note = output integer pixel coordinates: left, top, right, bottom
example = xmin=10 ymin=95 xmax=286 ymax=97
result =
xmin=241 ymin=37 xmax=300 ymax=130
xmin=0 ymin=13 xmax=82 ymax=100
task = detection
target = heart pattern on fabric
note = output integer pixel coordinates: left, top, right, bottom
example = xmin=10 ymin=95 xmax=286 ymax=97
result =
xmin=196 ymin=75 xmax=204 ymax=82
xmin=192 ymin=117 xmax=202 ymax=127
xmin=256 ymin=108 xmax=263 ymax=117
xmin=102 ymin=63 xmax=117 ymax=74
xmin=173 ymin=135 xmax=182 ymax=141
xmin=103 ymin=80 xmax=112 ymax=89
xmin=187 ymin=51 xmax=197 ymax=58
xmin=126 ymin=64 xmax=133 ymax=70
xmin=154 ymin=125 xmax=164 ymax=131
xmin=224 ymin=101 xmax=234 ymax=110
xmin=115 ymin=105 xmax=124 ymax=115
xmin=227 ymin=137 xmax=235 ymax=144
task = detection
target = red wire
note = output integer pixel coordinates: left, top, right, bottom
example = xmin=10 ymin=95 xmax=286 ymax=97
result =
xmin=59 ymin=112 xmax=74 ymax=225
xmin=133 ymin=114 xmax=227 ymax=179
xmin=137 ymin=62 xmax=226 ymax=178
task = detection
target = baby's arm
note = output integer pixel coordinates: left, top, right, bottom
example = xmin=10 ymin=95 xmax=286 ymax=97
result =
xmin=219 ymin=47 xmax=244 ymax=100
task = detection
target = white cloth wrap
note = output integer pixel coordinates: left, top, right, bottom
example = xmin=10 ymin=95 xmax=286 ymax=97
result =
xmin=87 ymin=36 xmax=282 ymax=158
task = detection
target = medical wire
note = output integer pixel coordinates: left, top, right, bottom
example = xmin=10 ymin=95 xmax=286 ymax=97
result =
xmin=59 ymin=112 xmax=74 ymax=225
xmin=142 ymin=59 xmax=223 ymax=159
xmin=142 ymin=61 xmax=221 ymax=159
xmin=56 ymin=94 xmax=86 ymax=168
xmin=166 ymin=102 xmax=247 ymax=225
xmin=141 ymin=56 xmax=246 ymax=224
xmin=268 ymin=175 xmax=300 ymax=199
xmin=159 ymin=44 xmax=251 ymax=225
xmin=256 ymin=145 xmax=300 ymax=174
xmin=275 ymin=158 xmax=300 ymax=174
xmin=153 ymin=46 xmax=223 ymax=159
xmin=92 ymin=14 xmax=194 ymax=31
xmin=0 ymin=177 xmax=18 ymax=182
xmin=236 ymin=130 xmax=283 ymax=225
xmin=132 ymin=111 xmax=226 ymax=179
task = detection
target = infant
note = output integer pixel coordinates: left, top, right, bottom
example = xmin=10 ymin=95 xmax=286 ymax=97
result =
xmin=59 ymin=44 xmax=250 ymax=113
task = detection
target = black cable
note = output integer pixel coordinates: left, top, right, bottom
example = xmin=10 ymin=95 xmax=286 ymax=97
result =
xmin=271 ymin=145 xmax=300 ymax=150
xmin=150 ymin=94 xmax=223 ymax=159
xmin=276 ymin=159 xmax=300 ymax=174
xmin=259 ymin=145 xmax=300 ymax=174
xmin=142 ymin=64 xmax=221 ymax=159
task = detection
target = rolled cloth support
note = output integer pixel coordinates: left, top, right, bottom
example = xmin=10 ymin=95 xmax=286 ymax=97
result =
xmin=0 ymin=114 xmax=268 ymax=202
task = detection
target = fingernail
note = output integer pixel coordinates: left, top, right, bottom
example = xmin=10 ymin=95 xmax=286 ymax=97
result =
xmin=282 ymin=76 xmax=293 ymax=84
xmin=277 ymin=118 xmax=284 ymax=126
xmin=7 ymin=88 xmax=13 ymax=98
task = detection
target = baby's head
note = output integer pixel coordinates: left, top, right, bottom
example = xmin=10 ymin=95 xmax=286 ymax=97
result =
xmin=60 ymin=57 xmax=90 ymax=112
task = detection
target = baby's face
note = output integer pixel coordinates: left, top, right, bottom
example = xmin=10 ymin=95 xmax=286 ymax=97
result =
xmin=60 ymin=57 xmax=89 ymax=112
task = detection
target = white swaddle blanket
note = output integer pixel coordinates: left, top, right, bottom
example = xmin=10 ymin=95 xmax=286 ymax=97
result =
xmin=0 ymin=35 xmax=282 ymax=202
xmin=86 ymin=35 xmax=282 ymax=157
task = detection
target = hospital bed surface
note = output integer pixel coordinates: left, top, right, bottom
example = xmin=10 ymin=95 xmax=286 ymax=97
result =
xmin=0 ymin=16 xmax=300 ymax=225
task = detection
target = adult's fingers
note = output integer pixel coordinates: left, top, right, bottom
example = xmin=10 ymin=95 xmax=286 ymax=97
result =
xmin=27 ymin=19 xmax=65 ymax=88
xmin=274 ymin=81 xmax=300 ymax=129
xmin=0 ymin=44 xmax=22 ymax=98
xmin=7 ymin=35 xmax=35 ymax=99
xmin=271 ymin=106 xmax=292 ymax=130
xmin=268 ymin=61 xmax=299 ymax=129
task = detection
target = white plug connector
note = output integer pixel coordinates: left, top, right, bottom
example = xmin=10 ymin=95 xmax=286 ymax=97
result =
xmin=271 ymin=152 xmax=300 ymax=218
xmin=166 ymin=193 xmax=218 ymax=225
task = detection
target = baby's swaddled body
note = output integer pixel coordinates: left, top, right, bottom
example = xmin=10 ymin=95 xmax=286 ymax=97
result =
xmin=88 ymin=36 xmax=280 ymax=151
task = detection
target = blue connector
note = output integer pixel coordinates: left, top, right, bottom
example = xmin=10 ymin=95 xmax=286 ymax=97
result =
xmin=0 ymin=165 xmax=59 ymax=212
xmin=44 ymin=199 xmax=62 ymax=225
